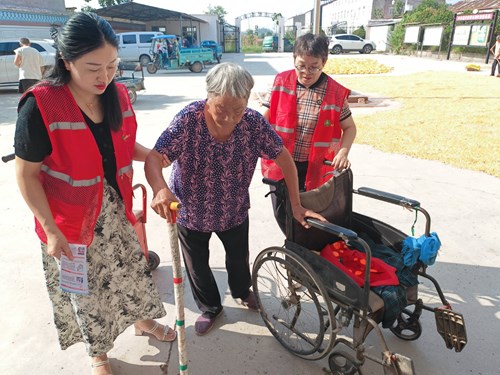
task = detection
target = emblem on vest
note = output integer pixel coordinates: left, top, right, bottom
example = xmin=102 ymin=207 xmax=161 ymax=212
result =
xmin=324 ymin=120 xmax=331 ymax=127
xmin=122 ymin=133 xmax=131 ymax=141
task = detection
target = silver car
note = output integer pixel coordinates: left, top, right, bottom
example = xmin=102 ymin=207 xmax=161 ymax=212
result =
xmin=0 ymin=39 xmax=56 ymax=87
xmin=328 ymin=34 xmax=376 ymax=54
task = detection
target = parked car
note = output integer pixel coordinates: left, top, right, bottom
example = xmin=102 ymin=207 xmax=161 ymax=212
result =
xmin=200 ymin=40 xmax=222 ymax=63
xmin=262 ymin=36 xmax=294 ymax=52
xmin=117 ymin=31 xmax=164 ymax=66
xmin=328 ymin=34 xmax=376 ymax=54
xmin=0 ymin=39 xmax=56 ymax=87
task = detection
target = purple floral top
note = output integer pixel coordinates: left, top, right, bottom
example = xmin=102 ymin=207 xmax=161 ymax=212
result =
xmin=154 ymin=100 xmax=283 ymax=232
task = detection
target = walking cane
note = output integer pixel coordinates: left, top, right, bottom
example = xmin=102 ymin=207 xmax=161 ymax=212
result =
xmin=167 ymin=202 xmax=189 ymax=374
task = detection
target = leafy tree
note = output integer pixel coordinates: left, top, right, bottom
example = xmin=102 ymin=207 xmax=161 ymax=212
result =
xmin=82 ymin=0 xmax=129 ymax=11
xmin=389 ymin=0 xmax=453 ymax=54
xmin=206 ymin=4 xmax=227 ymax=23
xmin=352 ymin=26 xmax=366 ymax=39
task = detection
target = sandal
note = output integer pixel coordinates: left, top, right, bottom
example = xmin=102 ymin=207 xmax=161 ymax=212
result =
xmin=134 ymin=320 xmax=177 ymax=342
xmin=91 ymin=358 xmax=113 ymax=375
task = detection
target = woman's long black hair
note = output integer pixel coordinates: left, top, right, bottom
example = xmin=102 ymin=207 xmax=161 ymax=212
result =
xmin=47 ymin=12 xmax=122 ymax=131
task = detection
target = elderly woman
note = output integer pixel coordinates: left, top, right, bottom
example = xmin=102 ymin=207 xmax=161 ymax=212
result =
xmin=145 ymin=62 xmax=324 ymax=336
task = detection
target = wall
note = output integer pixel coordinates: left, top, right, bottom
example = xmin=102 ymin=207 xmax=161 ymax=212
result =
xmin=0 ymin=0 xmax=65 ymax=13
xmin=368 ymin=24 xmax=392 ymax=51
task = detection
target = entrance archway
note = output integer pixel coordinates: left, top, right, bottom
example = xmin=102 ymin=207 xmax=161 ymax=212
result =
xmin=235 ymin=12 xmax=285 ymax=51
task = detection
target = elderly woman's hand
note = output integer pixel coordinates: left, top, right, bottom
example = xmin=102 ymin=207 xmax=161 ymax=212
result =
xmin=151 ymin=187 xmax=179 ymax=223
xmin=291 ymin=204 xmax=327 ymax=229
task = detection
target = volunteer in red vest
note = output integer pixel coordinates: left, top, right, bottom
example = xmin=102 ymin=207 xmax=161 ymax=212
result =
xmin=14 ymin=13 xmax=174 ymax=375
xmin=261 ymin=33 xmax=357 ymax=233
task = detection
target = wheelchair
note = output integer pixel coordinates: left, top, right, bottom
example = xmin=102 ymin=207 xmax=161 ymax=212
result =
xmin=252 ymin=168 xmax=467 ymax=374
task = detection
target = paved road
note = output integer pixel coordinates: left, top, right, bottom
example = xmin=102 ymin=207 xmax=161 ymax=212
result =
xmin=0 ymin=52 xmax=498 ymax=375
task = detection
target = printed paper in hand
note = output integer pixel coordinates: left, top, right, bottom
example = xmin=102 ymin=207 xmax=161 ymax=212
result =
xmin=59 ymin=244 xmax=89 ymax=295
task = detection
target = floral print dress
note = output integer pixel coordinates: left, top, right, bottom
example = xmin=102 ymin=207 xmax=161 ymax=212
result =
xmin=41 ymin=182 xmax=166 ymax=356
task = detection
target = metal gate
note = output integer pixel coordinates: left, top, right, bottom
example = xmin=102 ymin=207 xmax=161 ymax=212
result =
xmin=219 ymin=22 xmax=240 ymax=53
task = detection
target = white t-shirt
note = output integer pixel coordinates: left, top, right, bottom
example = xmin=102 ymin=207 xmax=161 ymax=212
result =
xmin=14 ymin=45 xmax=45 ymax=80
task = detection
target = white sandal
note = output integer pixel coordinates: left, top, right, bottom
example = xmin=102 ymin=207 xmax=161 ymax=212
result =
xmin=91 ymin=358 xmax=113 ymax=375
xmin=134 ymin=321 xmax=177 ymax=342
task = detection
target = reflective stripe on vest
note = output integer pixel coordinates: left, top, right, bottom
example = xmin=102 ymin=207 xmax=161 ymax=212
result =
xmin=118 ymin=163 xmax=133 ymax=176
xmin=123 ymin=110 xmax=133 ymax=118
xmin=272 ymin=85 xmax=295 ymax=95
xmin=275 ymin=125 xmax=294 ymax=133
xmin=322 ymin=104 xmax=341 ymax=111
xmin=41 ymin=165 xmax=101 ymax=187
xmin=49 ymin=122 xmax=87 ymax=131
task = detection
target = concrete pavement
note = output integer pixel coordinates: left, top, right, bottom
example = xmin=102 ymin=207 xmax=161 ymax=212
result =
xmin=0 ymin=52 xmax=499 ymax=375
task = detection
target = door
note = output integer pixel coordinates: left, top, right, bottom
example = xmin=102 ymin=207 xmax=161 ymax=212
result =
xmin=0 ymin=42 xmax=20 ymax=84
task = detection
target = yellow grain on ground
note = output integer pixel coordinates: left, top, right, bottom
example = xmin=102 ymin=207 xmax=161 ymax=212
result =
xmin=324 ymin=60 xmax=499 ymax=178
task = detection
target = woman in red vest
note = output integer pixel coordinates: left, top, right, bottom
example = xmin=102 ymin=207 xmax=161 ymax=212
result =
xmin=14 ymin=13 xmax=174 ymax=375
xmin=261 ymin=33 xmax=357 ymax=233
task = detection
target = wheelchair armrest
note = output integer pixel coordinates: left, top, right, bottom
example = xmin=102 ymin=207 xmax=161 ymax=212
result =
xmin=305 ymin=218 xmax=358 ymax=241
xmin=262 ymin=177 xmax=280 ymax=187
xmin=355 ymin=187 xmax=420 ymax=208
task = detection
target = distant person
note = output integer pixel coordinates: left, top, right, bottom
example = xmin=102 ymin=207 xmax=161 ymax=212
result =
xmin=490 ymin=35 xmax=500 ymax=77
xmin=14 ymin=37 xmax=45 ymax=93
xmin=261 ymin=33 xmax=357 ymax=233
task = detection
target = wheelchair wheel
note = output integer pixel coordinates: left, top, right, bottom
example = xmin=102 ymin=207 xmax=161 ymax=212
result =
xmin=252 ymin=246 xmax=336 ymax=360
xmin=328 ymin=350 xmax=363 ymax=375
xmin=390 ymin=307 xmax=422 ymax=341
xmin=147 ymin=251 xmax=160 ymax=270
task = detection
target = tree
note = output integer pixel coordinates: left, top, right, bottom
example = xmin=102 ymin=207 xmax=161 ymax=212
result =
xmin=82 ymin=0 xmax=129 ymax=11
xmin=206 ymin=4 xmax=227 ymax=23
xmin=272 ymin=12 xmax=283 ymax=33
xmin=388 ymin=0 xmax=453 ymax=53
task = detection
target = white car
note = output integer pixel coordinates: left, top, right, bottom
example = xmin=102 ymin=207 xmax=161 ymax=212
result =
xmin=328 ymin=34 xmax=376 ymax=54
xmin=0 ymin=39 xmax=56 ymax=87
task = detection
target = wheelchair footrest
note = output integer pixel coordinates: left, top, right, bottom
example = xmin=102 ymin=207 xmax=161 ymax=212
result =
xmin=434 ymin=307 xmax=467 ymax=352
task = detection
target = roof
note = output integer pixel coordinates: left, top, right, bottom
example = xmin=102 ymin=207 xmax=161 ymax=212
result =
xmin=449 ymin=0 xmax=500 ymax=13
xmin=95 ymin=2 xmax=207 ymax=23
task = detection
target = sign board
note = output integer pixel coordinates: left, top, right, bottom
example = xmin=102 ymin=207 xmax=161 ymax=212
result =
xmin=456 ymin=13 xmax=493 ymax=22
xmin=469 ymin=24 xmax=489 ymax=46
xmin=404 ymin=26 xmax=420 ymax=44
xmin=453 ymin=25 xmax=471 ymax=46
xmin=422 ymin=26 xmax=443 ymax=46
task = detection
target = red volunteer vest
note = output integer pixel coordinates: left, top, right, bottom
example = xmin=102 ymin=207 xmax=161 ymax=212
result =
xmin=28 ymin=83 xmax=137 ymax=246
xmin=261 ymin=70 xmax=350 ymax=191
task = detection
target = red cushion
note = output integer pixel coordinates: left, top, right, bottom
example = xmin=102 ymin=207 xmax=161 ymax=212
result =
xmin=320 ymin=240 xmax=400 ymax=287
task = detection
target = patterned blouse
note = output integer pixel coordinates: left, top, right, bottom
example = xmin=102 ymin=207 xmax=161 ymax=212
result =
xmin=154 ymin=100 xmax=284 ymax=232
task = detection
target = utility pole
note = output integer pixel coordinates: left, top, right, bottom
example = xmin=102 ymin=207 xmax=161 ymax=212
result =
xmin=314 ymin=0 xmax=321 ymax=34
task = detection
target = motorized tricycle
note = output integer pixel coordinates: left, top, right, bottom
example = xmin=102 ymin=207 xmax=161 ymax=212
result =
xmin=146 ymin=35 xmax=217 ymax=74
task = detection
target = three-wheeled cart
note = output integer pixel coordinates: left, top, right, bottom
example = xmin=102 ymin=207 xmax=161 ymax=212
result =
xmin=115 ymin=61 xmax=145 ymax=104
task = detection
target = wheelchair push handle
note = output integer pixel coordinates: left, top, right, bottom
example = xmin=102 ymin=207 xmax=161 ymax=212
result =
xmin=2 ymin=153 xmax=15 ymax=163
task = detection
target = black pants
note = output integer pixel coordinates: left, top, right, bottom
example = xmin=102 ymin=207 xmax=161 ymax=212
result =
xmin=177 ymin=218 xmax=251 ymax=318
xmin=491 ymin=58 xmax=500 ymax=76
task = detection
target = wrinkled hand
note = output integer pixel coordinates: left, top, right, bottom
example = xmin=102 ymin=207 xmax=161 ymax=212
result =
xmin=151 ymin=187 xmax=179 ymax=223
xmin=46 ymin=229 xmax=73 ymax=260
xmin=331 ymin=149 xmax=351 ymax=171
xmin=291 ymin=205 xmax=327 ymax=229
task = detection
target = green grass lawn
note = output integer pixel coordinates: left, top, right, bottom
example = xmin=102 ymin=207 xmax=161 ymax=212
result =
xmin=325 ymin=60 xmax=499 ymax=178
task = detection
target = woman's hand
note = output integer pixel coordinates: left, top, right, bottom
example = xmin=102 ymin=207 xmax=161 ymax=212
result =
xmin=331 ymin=148 xmax=351 ymax=171
xmin=150 ymin=187 xmax=179 ymax=223
xmin=46 ymin=228 xmax=73 ymax=260
xmin=291 ymin=204 xmax=327 ymax=229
